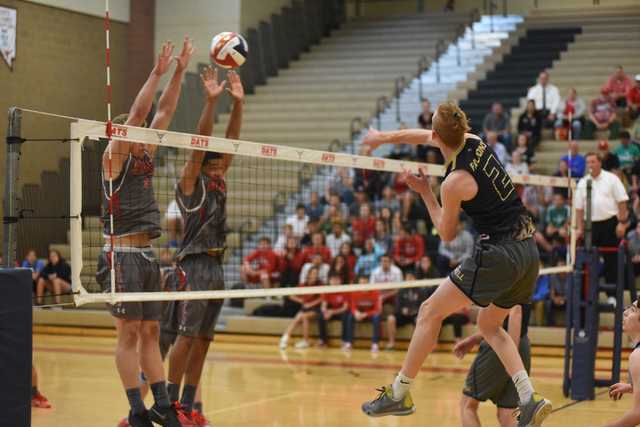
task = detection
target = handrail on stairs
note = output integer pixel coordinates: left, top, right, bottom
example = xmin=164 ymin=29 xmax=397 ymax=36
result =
xmin=417 ymin=56 xmax=429 ymax=101
xmin=394 ymin=76 xmax=406 ymax=122
xmin=349 ymin=117 xmax=362 ymax=154
xmin=435 ymin=38 xmax=446 ymax=83
xmin=375 ymin=96 xmax=388 ymax=130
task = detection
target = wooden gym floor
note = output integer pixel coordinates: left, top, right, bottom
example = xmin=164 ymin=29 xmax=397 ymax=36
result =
xmin=32 ymin=333 xmax=632 ymax=427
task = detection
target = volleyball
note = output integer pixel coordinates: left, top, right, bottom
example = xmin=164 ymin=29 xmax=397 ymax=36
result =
xmin=210 ymin=32 xmax=248 ymax=69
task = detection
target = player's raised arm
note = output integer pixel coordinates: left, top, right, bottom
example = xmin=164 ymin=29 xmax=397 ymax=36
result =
xmin=148 ymin=35 xmax=196 ymax=154
xmin=179 ymin=66 xmax=226 ymax=196
xmin=103 ymin=40 xmax=174 ymax=177
xmin=222 ymin=70 xmax=244 ymax=172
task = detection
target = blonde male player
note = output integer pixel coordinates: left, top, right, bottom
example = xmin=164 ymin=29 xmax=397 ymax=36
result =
xmin=96 ymin=36 xmax=195 ymax=427
xmin=160 ymin=67 xmax=243 ymax=425
xmin=590 ymin=301 xmax=640 ymax=427
xmin=360 ymin=103 xmax=551 ymax=427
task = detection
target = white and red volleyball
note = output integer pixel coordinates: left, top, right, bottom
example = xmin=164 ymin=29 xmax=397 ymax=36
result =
xmin=210 ymin=32 xmax=248 ymax=69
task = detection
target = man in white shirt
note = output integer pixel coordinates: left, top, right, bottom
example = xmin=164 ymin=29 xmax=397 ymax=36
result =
xmin=299 ymin=253 xmax=330 ymax=285
xmin=526 ymin=72 xmax=560 ymax=128
xmin=286 ymin=204 xmax=309 ymax=240
xmin=325 ymin=218 xmax=351 ymax=258
xmin=370 ymin=254 xmax=404 ymax=307
xmin=575 ymin=153 xmax=629 ymax=300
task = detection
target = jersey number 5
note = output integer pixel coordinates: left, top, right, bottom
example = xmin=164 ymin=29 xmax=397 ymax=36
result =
xmin=483 ymin=155 xmax=514 ymax=201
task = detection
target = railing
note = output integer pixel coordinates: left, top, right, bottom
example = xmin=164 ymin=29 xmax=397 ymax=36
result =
xmin=349 ymin=117 xmax=362 ymax=154
xmin=298 ymin=163 xmax=315 ymax=187
xmin=469 ymin=8 xmax=480 ymax=49
xmin=417 ymin=56 xmax=429 ymax=101
xmin=435 ymin=38 xmax=446 ymax=83
xmin=328 ymin=139 xmax=342 ymax=153
xmin=394 ymin=76 xmax=406 ymax=122
xmin=375 ymin=96 xmax=388 ymax=130
xmin=454 ymin=22 xmax=466 ymax=66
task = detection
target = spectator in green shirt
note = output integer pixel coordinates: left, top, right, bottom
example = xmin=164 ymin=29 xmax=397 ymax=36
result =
xmin=613 ymin=131 xmax=640 ymax=174
xmin=545 ymin=193 xmax=570 ymax=241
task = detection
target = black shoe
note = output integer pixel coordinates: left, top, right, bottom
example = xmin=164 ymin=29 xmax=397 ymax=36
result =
xmin=148 ymin=403 xmax=183 ymax=427
xmin=128 ymin=410 xmax=154 ymax=427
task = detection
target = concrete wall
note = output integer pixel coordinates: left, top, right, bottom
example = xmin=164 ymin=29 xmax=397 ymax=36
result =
xmin=23 ymin=0 xmax=130 ymax=22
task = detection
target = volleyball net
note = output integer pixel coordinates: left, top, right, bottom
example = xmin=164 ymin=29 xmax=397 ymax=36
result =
xmin=6 ymin=109 xmax=577 ymax=307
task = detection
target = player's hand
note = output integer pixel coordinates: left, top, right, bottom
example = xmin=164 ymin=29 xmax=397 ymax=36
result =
xmin=174 ymin=36 xmax=195 ymax=72
xmin=200 ymin=66 xmax=226 ymax=100
xmin=403 ymin=166 xmax=430 ymax=195
xmin=452 ymin=337 xmax=475 ymax=359
xmin=401 ymin=307 xmax=409 ymax=316
xmin=609 ymin=383 xmax=633 ymax=400
xmin=153 ymin=40 xmax=175 ymax=75
xmin=226 ymin=70 xmax=245 ymax=102
xmin=360 ymin=127 xmax=382 ymax=154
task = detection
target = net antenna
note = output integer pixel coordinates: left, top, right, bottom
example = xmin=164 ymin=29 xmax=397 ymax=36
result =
xmin=104 ymin=0 xmax=116 ymax=302
xmin=70 ymin=118 xmax=577 ymax=306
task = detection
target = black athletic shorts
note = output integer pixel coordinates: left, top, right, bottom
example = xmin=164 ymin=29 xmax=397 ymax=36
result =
xmin=393 ymin=312 xmax=418 ymax=328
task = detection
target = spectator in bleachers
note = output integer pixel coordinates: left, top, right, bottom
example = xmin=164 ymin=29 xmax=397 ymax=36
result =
xmin=390 ymin=123 xmax=413 ymax=160
xmin=417 ymin=99 xmax=442 ymax=164
xmin=300 ymin=253 xmax=330 ymax=285
xmin=305 ymin=191 xmax=323 ymax=223
xmin=344 ymin=275 xmax=382 ymax=352
xmin=486 ymin=131 xmax=507 ymax=165
xmin=436 ymin=221 xmax=474 ymax=277
xmin=330 ymin=254 xmax=355 ymax=285
xmin=301 ymin=219 xmax=318 ymax=246
xmin=560 ymin=140 xmax=586 ymax=178
xmin=632 ymin=121 xmax=640 ymax=146
xmin=325 ymin=218 xmax=351 ymax=259
xmin=355 ymin=147 xmax=392 ymax=201
xmin=554 ymin=88 xmax=585 ymax=141
xmin=415 ymin=255 xmax=440 ymax=280
xmin=371 ymin=253 xmax=404 ymax=312
xmin=278 ymin=236 xmax=305 ymax=288
xmin=526 ymin=71 xmax=560 ymax=128
xmin=286 ymin=204 xmax=309 ymax=242
xmin=522 ymin=184 xmax=553 ymax=230
xmin=598 ymin=140 xmax=620 ymax=172
xmin=614 ymin=131 xmax=640 ymax=177
xmin=506 ymin=151 xmax=529 ymax=176
xmin=481 ymin=103 xmax=512 ymax=151
xmin=380 ymin=206 xmax=399 ymax=237
xmin=376 ymin=185 xmax=402 ymax=219
xmin=165 ymin=199 xmax=184 ymax=248
xmin=544 ymin=260 xmax=568 ymax=326
xmin=279 ymin=266 xmax=323 ymax=349
xmin=605 ymin=66 xmax=633 ymax=108
xmin=349 ymin=185 xmax=368 ymax=223
xmin=351 ymin=229 xmax=365 ymax=257
xmin=352 ymin=203 xmax=375 ymax=240
xmin=354 ymin=237 xmax=384 ymax=276
xmin=530 ymin=260 xmax=549 ymax=326
xmin=321 ymin=192 xmax=349 ymax=225
xmin=443 ymin=0 xmax=455 ymax=12
xmin=518 ymin=100 xmax=543 ymax=149
xmin=394 ymin=224 xmax=425 ymax=273
xmin=624 ymin=74 xmax=640 ymax=127
xmin=326 ymin=166 xmax=354 ymax=205
xmin=302 ymin=231 xmax=332 ymax=265
xmin=625 ymin=221 xmax=640 ymax=277
xmin=35 ymin=250 xmax=71 ymax=306
xmin=440 ymin=307 xmax=470 ymax=347
xmin=513 ymin=133 xmax=537 ymax=172
xmin=241 ymin=237 xmax=280 ymax=289
xmin=339 ymin=241 xmax=358 ymax=270
xmin=585 ymin=87 xmax=620 ymax=140
xmin=315 ymin=272 xmax=350 ymax=348
xmin=545 ymin=193 xmax=570 ymax=242
xmin=552 ymin=160 xmax=570 ymax=199
xmin=385 ymin=271 xmax=430 ymax=351
xmin=274 ymin=224 xmax=293 ymax=255
xmin=374 ymin=219 xmax=395 ymax=255
xmin=23 ymin=249 xmax=43 ymax=300
xmin=393 ymin=169 xmax=410 ymax=200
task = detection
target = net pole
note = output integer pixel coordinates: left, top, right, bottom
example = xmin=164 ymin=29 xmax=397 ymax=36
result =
xmin=69 ymin=123 xmax=83 ymax=294
xmin=105 ymin=0 xmax=116 ymax=303
xmin=3 ymin=107 xmax=21 ymax=268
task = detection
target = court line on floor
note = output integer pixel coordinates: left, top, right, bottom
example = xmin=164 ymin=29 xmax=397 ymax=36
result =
xmin=550 ymin=390 xmax=609 ymax=413
xmin=204 ymin=391 xmax=302 ymax=415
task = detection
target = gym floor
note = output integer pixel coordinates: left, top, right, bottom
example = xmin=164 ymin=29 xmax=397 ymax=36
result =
xmin=32 ymin=333 xmax=630 ymax=426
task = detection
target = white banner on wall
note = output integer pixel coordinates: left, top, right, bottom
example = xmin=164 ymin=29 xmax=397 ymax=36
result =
xmin=0 ymin=6 xmax=16 ymax=70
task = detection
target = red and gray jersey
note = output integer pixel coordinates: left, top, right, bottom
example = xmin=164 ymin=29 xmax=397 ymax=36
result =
xmin=175 ymin=174 xmax=227 ymax=258
xmin=101 ymin=152 xmax=162 ymax=239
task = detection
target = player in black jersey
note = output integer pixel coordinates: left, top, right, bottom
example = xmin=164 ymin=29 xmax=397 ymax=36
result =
xmin=159 ymin=67 xmax=243 ymax=425
xmin=360 ymin=102 xmax=551 ymax=427
xmin=98 ymin=37 xmax=195 ymax=427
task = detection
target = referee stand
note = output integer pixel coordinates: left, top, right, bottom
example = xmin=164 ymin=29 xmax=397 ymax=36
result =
xmin=563 ymin=179 xmax=638 ymax=400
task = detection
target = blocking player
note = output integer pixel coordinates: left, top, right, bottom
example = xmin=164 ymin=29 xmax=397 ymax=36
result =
xmin=589 ymin=301 xmax=640 ymax=427
xmin=96 ymin=36 xmax=195 ymax=427
xmin=160 ymin=67 xmax=243 ymax=424
xmin=453 ymin=305 xmax=531 ymax=427
xmin=360 ymin=103 xmax=552 ymax=427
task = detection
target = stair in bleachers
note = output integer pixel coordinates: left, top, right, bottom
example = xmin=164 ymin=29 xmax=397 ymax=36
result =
xmin=459 ymin=27 xmax=581 ymax=132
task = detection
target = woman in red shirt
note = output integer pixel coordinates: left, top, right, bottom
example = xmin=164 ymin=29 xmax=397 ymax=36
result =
xmin=330 ymin=254 xmax=355 ymax=284
xmin=279 ymin=267 xmax=324 ymax=349
xmin=339 ymin=242 xmax=358 ymax=270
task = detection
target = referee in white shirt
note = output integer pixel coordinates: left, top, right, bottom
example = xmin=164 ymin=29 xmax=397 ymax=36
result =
xmin=575 ymin=153 xmax=629 ymax=290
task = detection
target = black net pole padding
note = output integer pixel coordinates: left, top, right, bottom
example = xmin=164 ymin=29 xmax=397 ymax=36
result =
xmin=2 ymin=216 xmax=18 ymax=224
xmin=5 ymin=136 xmax=25 ymax=144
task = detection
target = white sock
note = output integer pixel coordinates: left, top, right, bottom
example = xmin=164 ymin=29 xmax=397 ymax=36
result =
xmin=512 ymin=370 xmax=534 ymax=404
xmin=280 ymin=334 xmax=289 ymax=343
xmin=392 ymin=372 xmax=414 ymax=399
